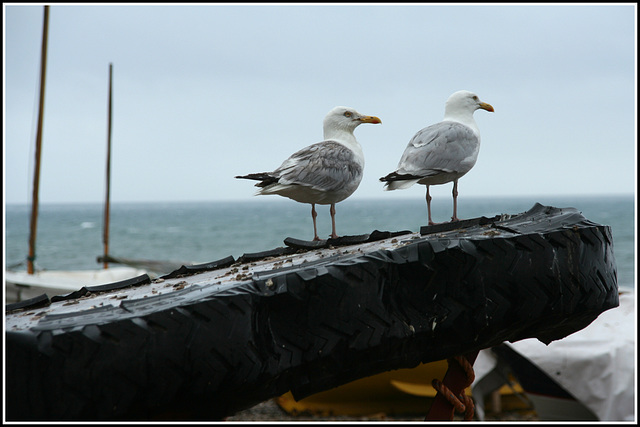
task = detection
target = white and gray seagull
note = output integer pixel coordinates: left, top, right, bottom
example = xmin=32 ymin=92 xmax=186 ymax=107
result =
xmin=236 ymin=106 xmax=381 ymax=241
xmin=380 ymin=90 xmax=494 ymax=225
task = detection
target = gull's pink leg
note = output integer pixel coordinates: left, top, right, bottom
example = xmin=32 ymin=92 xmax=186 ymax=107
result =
xmin=426 ymin=185 xmax=437 ymax=226
xmin=311 ymin=203 xmax=320 ymax=241
xmin=329 ymin=203 xmax=339 ymax=239
xmin=451 ymin=179 xmax=460 ymax=222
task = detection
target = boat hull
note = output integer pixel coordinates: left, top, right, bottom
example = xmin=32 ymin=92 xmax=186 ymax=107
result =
xmin=5 ymin=267 xmax=148 ymax=303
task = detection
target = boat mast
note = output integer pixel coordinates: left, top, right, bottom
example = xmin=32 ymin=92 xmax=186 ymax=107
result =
xmin=102 ymin=63 xmax=113 ymax=269
xmin=27 ymin=5 xmax=50 ymax=275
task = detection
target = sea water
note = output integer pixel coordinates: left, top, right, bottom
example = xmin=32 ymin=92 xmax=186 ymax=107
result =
xmin=4 ymin=195 xmax=635 ymax=289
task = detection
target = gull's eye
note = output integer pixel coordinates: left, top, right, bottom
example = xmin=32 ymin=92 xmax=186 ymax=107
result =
xmin=472 ymin=95 xmax=479 ymax=101
xmin=344 ymin=111 xmax=352 ymax=118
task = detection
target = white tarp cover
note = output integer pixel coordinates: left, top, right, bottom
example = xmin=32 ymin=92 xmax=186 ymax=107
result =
xmin=473 ymin=288 xmax=635 ymax=421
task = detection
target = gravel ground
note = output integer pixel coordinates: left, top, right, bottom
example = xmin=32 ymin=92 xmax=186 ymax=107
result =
xmin=225 ymin=398 xmax=539 ymax=422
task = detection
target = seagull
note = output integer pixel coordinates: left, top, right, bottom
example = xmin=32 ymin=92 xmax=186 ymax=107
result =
xmin=236 ymin=106 xmax=381 ymax=241
xmin=380 ymin=90 xmax=494 ymax=225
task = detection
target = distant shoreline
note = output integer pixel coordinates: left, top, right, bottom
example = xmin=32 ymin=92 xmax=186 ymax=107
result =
xmin=4 ymin=193 xmax=635 ymax=208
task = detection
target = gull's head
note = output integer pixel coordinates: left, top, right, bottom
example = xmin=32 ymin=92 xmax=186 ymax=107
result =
xmin=445 ymin=90 xmax=494 ymax=117
xmin=323 ymin=106 xmax=382 ymax=136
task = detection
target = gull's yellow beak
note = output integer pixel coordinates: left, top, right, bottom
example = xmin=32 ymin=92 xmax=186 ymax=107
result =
xmin=359 ymin=115 xmax=382 ymax=124
xmin=479 ymin=102 xmax=494 ymax=112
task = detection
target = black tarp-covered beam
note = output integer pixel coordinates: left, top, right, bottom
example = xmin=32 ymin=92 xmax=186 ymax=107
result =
xmin=5 ymin=203 xmax=618 ymax=421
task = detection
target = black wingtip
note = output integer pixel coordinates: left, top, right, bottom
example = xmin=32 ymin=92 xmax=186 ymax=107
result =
xmin=235 ymin=173 xmax=279 ymax=188
xmin=379 ymin=172 xmax=394 ymax=182
xmin=235 ymin=173 xmax=266 ymax=181
xmin=380 ymin=172 xmax=421 ymax=182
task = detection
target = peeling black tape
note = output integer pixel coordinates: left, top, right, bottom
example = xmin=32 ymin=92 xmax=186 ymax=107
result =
xmin=161 ymin=255 xmax=236 ymax=279
xmin=5 ymin=293 xmax=51 ymax=313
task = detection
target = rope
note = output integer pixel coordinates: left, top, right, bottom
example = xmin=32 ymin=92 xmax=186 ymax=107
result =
xmin=431 ymin=356 xmax=476 ymax=421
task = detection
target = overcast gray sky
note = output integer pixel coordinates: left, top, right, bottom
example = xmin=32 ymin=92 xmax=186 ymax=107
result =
xmin=3 ymin=3 xmax=637 ymax=205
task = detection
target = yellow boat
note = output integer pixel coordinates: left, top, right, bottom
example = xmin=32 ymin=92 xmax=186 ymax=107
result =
xmin=277 ymin=360 xmax=531 ymax=418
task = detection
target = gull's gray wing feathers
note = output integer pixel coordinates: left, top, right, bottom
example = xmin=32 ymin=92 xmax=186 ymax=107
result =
xmin=396 ymin=121 xmax=479 ymax=178
xmin=273 ymin=141 xmax=363 ymax=192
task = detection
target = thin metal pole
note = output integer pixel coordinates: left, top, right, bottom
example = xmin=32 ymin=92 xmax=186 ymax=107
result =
xmin=103 ymin=63 xmax=113 ymax=269
xmin=27 ymin=5 xmax=49 ymax=275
